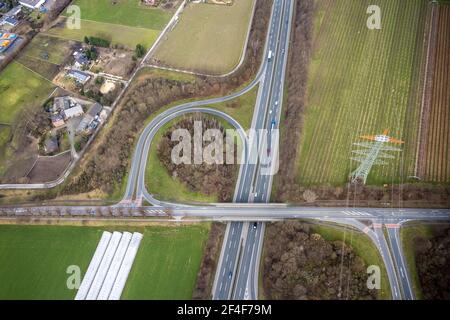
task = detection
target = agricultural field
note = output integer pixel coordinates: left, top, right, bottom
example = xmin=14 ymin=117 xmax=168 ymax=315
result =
xmin=294 ymin=0 xmax=428 ymax=186
xmin=46 ymin=0 xmax=173 ymax=49
xmin=16 ymin=35 xmax=79 ymax=80
xmin=0 ymin=224 xmax=209 ymax=299
xmin=67 ymin=0 xmax=173 ymax=29
xmin=0 ymin=225 xmax=100 ymax=299
xmin=121 ymin=224 xmax=210 ymax=299
xmin=0 ymin=61 xmax=55 ymax=176
xmin=0 ymin=61 xmax=55 ymax=125
xmin=153 ymin=0 xmax=255 ymax=74
xmin=20 ymin=34 xmax=77 ymax=65
xmin=418 ymin=5 xmax=450 ymax=183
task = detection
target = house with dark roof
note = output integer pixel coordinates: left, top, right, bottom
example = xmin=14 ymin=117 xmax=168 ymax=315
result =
xmin=67 ymin=70 xmax=91 ymax=84
xmin=2 ymin=16 xmax=19 ymax=26
xmin=53 ymin=96 xmax=71 ymax=111
xmin=76 ymin=103 xmax=102 ymax=133
xmin=44 ymin=136 xmax=59 ymax=154
xmin=73 ymin=51 xmax=90 ymax=69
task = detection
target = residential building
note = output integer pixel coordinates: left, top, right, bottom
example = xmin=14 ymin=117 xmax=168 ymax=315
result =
xmin=63 ymin=105 xmax=84 ymax=120
xmin=76 ymin=103 xmax=102 ymax=133
xmin=73 ymin=51 xmax=90 ymax=69
xmin=44 ymin=136 xmax=59 ymax=154
xmin=5 ymin=5 xmax=22 ymax=17
xmin=51 ymin=114 xmax=65 ymax=128
xmin=142 ymin=0 xmax=157 ymax=6
xmin=19 ymin=0 xmax=45 ymax=10
xmin=53 ymin=96 xmax=71 ymax=111
xmin=2 ymin=17 xmax=19 ymax=26
xmin=67 ymin=70 xmax=91 ymax=85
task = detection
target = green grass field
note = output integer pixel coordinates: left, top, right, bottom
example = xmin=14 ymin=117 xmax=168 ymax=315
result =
xmin=47 ymin=0 xmax=172 ymax=49
xmin=122 ymin=224 xmax=209 ymax=299
xmin=294 ymin=0 xmax=428 ymax=186
xmin=45 ymin=19 xmax=160 ymax=49
xmin=0 ymin=225 xmax=101 ymax=299
xmin=0 ymin=126 xmax=10 ymax=148
xmin=309 ymin=222 xmax=391 ymax=299
xmin=0 ymin=224 xmax=209 ymax=299
xmin=0 ymin=61 xmax=55 ymax=125
xmin=400 ymin=223 xmax=434 ymax=300
xmin=207 ymin=85 xmax=258 ymax=130
xmin=16 ymin=34 xmax=77 ymax=80
xmin=154 ymin=0 xmax=255 ymax=74
xmin=0 ymin=61 xmax=55 ymax=175
xmin=20 ymin=34 xmax=76 ymax=65
xmin=67 ymin=0 xmax=172 ymax=30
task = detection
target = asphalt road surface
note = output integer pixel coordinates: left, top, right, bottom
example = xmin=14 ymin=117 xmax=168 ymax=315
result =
xmin=212 ymin=0 xmax=293 ymax=300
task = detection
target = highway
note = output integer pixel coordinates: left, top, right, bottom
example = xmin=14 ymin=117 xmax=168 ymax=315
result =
xmin=212 ymin=0 xmax=293 ymax=300
xmin=231 ymin=0 xmax=294 ymax=300
xmin=0 ymin=0 xmax=447 ymax=302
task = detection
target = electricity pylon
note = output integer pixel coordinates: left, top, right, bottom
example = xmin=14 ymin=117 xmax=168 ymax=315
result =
xmin=350 ymin=129 xmax=404 ymax=184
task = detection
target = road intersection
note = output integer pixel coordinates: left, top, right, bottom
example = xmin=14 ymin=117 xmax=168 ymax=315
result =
xmin=0 ymin=0 xmax=449 ymax=301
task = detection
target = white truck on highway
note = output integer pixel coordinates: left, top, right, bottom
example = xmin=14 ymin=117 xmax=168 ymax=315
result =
xmin=268 ymin=50 xmax=273 ymax=61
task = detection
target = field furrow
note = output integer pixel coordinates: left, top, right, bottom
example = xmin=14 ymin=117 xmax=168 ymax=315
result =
xmin=295 ymin=0 xmax=429 ymax=186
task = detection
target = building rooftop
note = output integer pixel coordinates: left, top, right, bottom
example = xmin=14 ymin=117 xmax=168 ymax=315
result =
xmin=19 ymin=0 xmax=45 ymax=9
xmin=0 ymin=32 xmax=17 ymax=53
xmin=87 ymin=103 xmax=102 ymax=117
xmin=74 ymin=51 xmax=89 ymax=66
xmin=67 ymin=70 xmax=91 ymax=84
xmin=5 ymin=5 xmax=22 ymax=17
xmin=64 ymin=105 xmax=84 ymax=120
xmin=44 ymin=136 xmax=59 ymax=154
xmin=54 ymin=96 xmax=71 ymax=111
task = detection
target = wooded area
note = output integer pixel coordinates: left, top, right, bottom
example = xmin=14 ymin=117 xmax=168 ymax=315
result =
xmin=157 ymin=116 xmax=237 ymax=202
xmin=193 ymin=222 xmax=226 ymax=300
xmin=415 ymin=225 xmax=450 ymax=299
xmin=263 ymin=221 xmax=377 ymax=300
